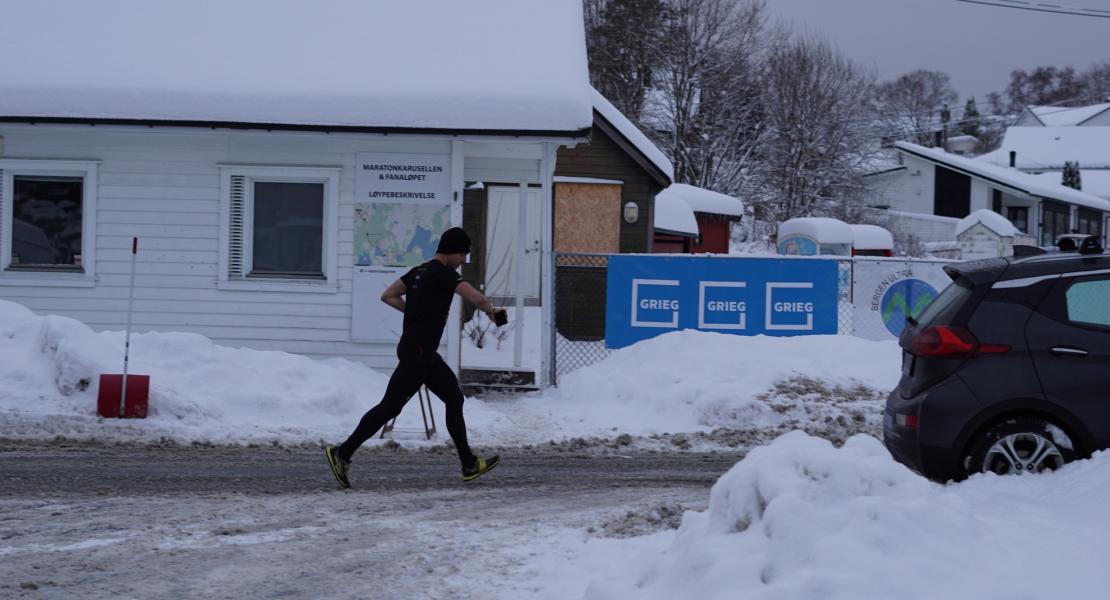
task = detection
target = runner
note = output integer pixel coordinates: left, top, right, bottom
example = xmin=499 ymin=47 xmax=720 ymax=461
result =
xmin=325 ymin=227 xmax=505 ymax=488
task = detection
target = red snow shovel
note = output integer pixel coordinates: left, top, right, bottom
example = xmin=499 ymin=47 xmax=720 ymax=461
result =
xmin=97 ymin=237 xmax=149 ymax=418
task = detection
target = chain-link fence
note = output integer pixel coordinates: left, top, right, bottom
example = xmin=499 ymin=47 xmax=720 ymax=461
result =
xmin=551 ymin=254 xmax=953 ymax=383
xmin=553 ymin=253 xmax=612 ymax=380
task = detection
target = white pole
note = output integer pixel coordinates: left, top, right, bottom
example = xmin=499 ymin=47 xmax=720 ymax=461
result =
xmin=120 ymin=236 xmax=137 ymax=417
xmin=514 ymin=181 xmax=527 ymax=369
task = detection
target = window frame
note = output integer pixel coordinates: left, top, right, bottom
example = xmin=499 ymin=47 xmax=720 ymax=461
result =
xmin=218 ymin=165 xmax=340 ymax=292
xmin=0 ymin=159 xmax=99 ymax=286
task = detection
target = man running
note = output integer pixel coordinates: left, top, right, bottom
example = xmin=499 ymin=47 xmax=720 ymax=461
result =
xmin=326 ymin=227 xmax=503 ymax=488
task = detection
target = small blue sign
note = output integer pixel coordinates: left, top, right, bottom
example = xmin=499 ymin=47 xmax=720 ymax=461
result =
xmin=604 ymin=255 xmax=839 ymax=349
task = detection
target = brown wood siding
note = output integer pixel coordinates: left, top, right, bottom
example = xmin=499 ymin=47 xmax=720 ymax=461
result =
xmin=555 ymin=122 xmax=666 ymax=253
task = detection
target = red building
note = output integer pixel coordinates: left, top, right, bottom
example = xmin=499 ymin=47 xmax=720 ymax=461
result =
xmin=653 ymin=184 xmax=744 ymax=254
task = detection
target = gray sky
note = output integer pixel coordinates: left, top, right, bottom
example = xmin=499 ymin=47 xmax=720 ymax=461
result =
xmin=766 ymin=0 xmax=1110 ymax=106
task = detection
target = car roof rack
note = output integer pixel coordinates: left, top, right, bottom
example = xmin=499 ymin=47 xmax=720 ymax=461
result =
xmin=1078 ymin=235 xmax=1104 ymax=255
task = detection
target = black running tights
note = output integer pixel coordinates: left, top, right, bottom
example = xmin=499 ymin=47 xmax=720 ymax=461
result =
xmin=337 ymin=348 xmax=476 ymax=467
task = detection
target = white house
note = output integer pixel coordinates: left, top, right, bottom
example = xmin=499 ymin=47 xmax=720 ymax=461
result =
xmin=881 ymin=142 xmax=1110 ymax=247
xmin=0 ymin=0 xmax=593 ymax=387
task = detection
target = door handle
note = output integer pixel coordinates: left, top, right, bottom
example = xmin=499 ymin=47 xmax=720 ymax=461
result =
xmin=1050 ymin=346 xmax=1089 ymax=358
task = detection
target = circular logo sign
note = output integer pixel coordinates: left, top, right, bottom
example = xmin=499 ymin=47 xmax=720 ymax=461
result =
xmin=880 ymin=279 xmax=938 ymax=337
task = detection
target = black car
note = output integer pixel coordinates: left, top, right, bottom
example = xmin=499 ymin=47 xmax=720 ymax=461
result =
xmin=884 ymin=237 xmax=1110 ymax=481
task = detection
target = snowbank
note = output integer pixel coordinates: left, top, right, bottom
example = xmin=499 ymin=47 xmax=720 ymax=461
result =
xmin=584 ymin=432 xmax=1109 ymax=599
xmin=0 ymin=300 xmax=899 ymax=448
xmin=956 ymin=208 xmax=1019 ymax=237
xmin=0 ymin=300 xmax=392 ymax=443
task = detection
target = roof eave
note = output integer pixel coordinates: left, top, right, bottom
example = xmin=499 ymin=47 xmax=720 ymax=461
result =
xmin=0 ymin=115 xmax=593 ymax=139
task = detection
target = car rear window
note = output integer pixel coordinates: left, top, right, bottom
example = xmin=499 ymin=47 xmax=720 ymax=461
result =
xmin=915 ymin=278 xmax=973 ymax=327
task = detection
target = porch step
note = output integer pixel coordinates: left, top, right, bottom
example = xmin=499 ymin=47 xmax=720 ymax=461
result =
xmin=459 ymin=367 xmax=539 ymax=395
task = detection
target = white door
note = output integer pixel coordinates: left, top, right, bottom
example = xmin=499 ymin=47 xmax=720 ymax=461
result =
xmin=485 ymin=186 xmax=542 ymax=300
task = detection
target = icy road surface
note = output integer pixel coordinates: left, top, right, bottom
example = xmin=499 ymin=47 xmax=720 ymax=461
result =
xmin=0 ymin=442 xmax=741 ymax=599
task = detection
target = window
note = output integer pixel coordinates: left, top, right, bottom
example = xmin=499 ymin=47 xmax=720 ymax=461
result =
xmin=251 ymin=182 xmax=324 ymax=277
xmin=934 ymin=166 xmax=971 ymax=219
xmin=1041 ymin=201 xmax=1070 ymax=246
xmin=1076 ymin=208 xmax=1102 ymax=239
xmin=0 ymin=160 xmax=98 ymax=281
xmin=1007 ymin=206 xmax=1029 ymax=234
xmin=219 ymin=166 xmax=339 ymax=290
xmin=1066 ymin=278 xmax=1110 ymax=328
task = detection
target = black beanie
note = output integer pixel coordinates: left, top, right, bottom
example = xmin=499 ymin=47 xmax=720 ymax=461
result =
xmin=436 ymin=227 xmax=471 ymax=255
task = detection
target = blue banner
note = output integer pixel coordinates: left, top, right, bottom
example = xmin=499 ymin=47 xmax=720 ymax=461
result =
xmin=604 ymin=255 xmax=839 ymax=349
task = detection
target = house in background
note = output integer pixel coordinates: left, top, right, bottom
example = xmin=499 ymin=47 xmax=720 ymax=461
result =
xmin=0 ymin=1 xmax=593 ymax=388
xmin=887 ymin=142 xmax=1110 ymax=247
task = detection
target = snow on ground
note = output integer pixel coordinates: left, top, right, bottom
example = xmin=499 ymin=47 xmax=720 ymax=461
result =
xmin=0 ymin=299 xmax=899 ymax=449
xmin=512 ymin=432 xmax=1110 ymax=600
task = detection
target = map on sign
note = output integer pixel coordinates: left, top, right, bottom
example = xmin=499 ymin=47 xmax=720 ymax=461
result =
xmin=354 ymin=202 xmax=450 ymax=267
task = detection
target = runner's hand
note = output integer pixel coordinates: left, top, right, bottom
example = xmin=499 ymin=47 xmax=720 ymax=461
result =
xmin=491 ymin=308 xmax=508 ymax=327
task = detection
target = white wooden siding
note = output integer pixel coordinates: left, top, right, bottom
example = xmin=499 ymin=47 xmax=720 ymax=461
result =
xmin=0 ymin=124 xmax=560 ymax=370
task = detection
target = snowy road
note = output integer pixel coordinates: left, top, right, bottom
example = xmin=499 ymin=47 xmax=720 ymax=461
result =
xmin=1 ymin=442 xmax=741 ymax=599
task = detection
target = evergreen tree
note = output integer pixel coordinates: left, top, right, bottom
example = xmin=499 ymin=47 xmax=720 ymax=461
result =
xmin=960 ymin=97 xmax=982 ymax=138
xmin=1062 ymin=161 xmax=1082 ymax=190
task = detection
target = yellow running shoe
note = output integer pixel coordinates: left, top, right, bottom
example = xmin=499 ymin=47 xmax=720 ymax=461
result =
xmin=325 ymin=446 xmax=351 ymax=489
xmin=462 ymin=455 xmax=501 ymax=482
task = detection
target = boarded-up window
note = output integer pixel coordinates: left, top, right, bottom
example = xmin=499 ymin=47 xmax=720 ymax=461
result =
xmin=554 ymin=183 xmax=621 ymax=254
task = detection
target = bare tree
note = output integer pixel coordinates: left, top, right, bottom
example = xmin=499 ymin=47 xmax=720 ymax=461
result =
xmin=872 ymin=70 xmax=959 ymax=146
xmin=1080 ymin=61 xmax=1110 ymax=104
xmin=751 ymin=35 xmax=878 ymax=229
xmin=584 ymin=0 xmax=667 ymax=119
xmin=641 ymin=0 xmax=771 ymax=194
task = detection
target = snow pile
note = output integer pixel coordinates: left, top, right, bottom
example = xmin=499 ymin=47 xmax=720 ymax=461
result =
xmin=0 ymin=300 xmax=391 ymax=443
xmin=0 ymin=300 xmax=899 ymax=447
xmin=584 ymin=432 xmax=1109 ymax=600
xmin=956 ymin=208 xmax=1019 ymax=237
xmin=524 ymin=331 xmax=899 ymax=442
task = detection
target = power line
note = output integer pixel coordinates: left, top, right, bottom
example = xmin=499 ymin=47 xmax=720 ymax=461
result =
xmin=955 ymin=0 xmax=1110 ymax=19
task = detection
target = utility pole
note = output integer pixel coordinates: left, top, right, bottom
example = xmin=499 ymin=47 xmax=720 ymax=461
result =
xmin=941 ymin=103 xmax=951 ymax=152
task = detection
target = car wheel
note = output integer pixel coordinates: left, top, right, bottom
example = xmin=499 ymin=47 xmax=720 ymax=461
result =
xmin=964 ymin=417 xmax=1076 ymax=476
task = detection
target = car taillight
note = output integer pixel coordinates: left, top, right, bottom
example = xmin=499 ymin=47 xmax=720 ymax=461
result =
xmin=895 ymin=414 xmax=919 ymax=428
xmin=910 ymin=325 xmax=1011 ymax=358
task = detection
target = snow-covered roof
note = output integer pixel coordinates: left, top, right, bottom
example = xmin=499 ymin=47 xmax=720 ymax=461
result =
xmin=1028 ymin=103 xmax=1110 ymax=127
xmin=657 ymin=184 xmax=743 ymax=217
xmin=591 ymin=88 xmax=674 ymax=181
xmin=849 ymin=224 xmax=894 ymax=250
xmin=1030 ymin=170 xmax=1110 ymax=201
xmin=654 ymin=193 xmax=699 ymax=237
xmin=956 ymin=209 xmax=1019 ymax=237
xmin=978 ymin=127 xmax=1110 ymax=170
xmin=897 ymin=142 xmax=1110 ymax=212
xmin=0 ymin=0 xmax=593 ymax=133
xmin=778 ymin=218 xmax=854 ymax=244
